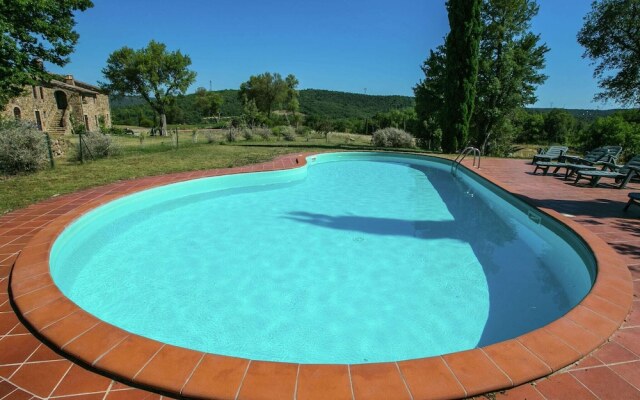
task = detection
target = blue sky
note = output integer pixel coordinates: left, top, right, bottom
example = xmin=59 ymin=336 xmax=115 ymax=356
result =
xmin=48 ymin=0 xmax=618 ymax=110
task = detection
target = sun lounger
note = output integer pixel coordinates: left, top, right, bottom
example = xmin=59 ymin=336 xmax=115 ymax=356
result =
xmin=563 ymin=145 xmax=622 ymax=165
xmin=574 ymin=155 xmax=640 ymax=189
xmin=532 ymin=146 xmax=568 ymax=164
xmin=533 ymin=146 xmax=622 ymax=179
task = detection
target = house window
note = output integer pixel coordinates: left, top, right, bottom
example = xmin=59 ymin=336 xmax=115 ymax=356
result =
xmin=13 ymin=107 xmax=21 ymax=120
xmin=32 ymin=86 xmax=38 ymax=99
xmin=84 ymin=115 xmax=89 ymax=131
xmin=82 ymin=95 xmax=87 ymax=104
xmin=35 ymin=111 xmax=42 ymax=130
xmin=39 ymin=86 xmax=44 ymax=99
xmin=95 ymin=115 xmax=99 ymax=129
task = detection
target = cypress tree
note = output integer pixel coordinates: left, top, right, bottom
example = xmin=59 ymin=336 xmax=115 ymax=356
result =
xmin=442 ymin=0 xmax=482 ymax=153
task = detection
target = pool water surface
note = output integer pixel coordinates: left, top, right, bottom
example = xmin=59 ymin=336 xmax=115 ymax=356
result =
xmin=50 ymin=153 xmax=594 ymax=364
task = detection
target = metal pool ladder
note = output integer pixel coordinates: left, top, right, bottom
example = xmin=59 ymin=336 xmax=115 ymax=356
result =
xmin=451 ymin=146 xmax=481 ymax=176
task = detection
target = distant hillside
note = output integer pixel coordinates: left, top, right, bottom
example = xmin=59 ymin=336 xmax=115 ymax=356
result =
xmin=298 ymin=89 xmax=414 ymax=119
xmin=110 ymin=89 xmax=415 ymax=123
xmin=110 ymin=89 xmax=624 ymax=126
xmin=527 ymin=108 xmax=622 ymax=122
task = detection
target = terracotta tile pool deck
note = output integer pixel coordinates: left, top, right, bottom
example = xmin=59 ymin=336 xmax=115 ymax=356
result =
xmin=0 ymin=153 xmax=638 ymax=400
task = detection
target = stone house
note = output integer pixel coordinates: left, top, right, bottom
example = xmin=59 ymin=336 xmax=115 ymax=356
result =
xmin=2 ymin=75 xmax=111 ymax=134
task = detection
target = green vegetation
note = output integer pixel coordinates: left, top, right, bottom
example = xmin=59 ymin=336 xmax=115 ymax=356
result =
xmin=0 ymin=0 xmax=93 ymax=108
xmin=371 ymin=128 xmax=415 ymax=148
xmin=194 ymin=87 xmax=223 ymax=120
xmin=442 ymin=0 xmax=482 ymax=153
xmin=72 ymin=131 xmax=120 ymax=161
xmin=578 ymin=0 xmax=640 ymax=107
xmin=101 ymin=40 xmax=197 ymax=136
xmin=0 ymin=120 xmax=48 ymax=174
xmin=110 ymin=89 xmax=417 ymax=134
xmin=239 ymin=72 xmax=298 ymax=118
xmin=474 ymin=0 xmax=549 ymax=155
xmin=417 ymin=0 xmax=548 ymax=155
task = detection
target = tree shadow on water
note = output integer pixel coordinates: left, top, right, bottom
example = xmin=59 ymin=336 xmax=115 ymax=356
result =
xmin=283 ymin=166 xmax=582 ymax=348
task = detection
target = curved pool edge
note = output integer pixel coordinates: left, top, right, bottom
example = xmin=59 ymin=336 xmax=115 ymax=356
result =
xmin=8 ymin=152 xmax=633 ymax=400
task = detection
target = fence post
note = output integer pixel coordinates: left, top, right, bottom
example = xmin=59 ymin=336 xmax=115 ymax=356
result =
xmin=44 ymin=132 xmax=55 ymax=169
xmin=79 ymin=132 xmax=84 ymax=164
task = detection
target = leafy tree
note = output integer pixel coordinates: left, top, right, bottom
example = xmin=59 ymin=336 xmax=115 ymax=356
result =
xmin=416 ymin=0 xmax=548 ymax=155
xmin=285 ymin=74 xmax=300 ymax=125
xmin=543 ymin=109 xmax=575 ymax=144
xmin=241 ymin=95 xmax=261 ymax=128
xmin=442 ymin=0 xmax=483 ymax=153
xmin=0 ymin=0 xmax=93 ymax=108
xmin=473 ymin=0 xmax=549 ymax=153
xmin=239 ymin=72 xmax=290 ymax=117
xmin=312 ymin=119 xmax=333 ymax=143
xmin=414 ymin=46 xmax=446 ymax=149
xmin=580 ymin=113 xmax=640 ymax=158
xmin=578 ymin=0 xmax=640 ymax=107
xmin=101 ymin=40 xmax=196 ymax=136
xmin=513 ymin=110 xmax=545 ymax=143
xmin=194 ymin=87 xmax=223 ymax=121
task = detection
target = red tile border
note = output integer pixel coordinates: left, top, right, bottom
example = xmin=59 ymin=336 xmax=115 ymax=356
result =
xmin=2 ymin=152 xmax=635 ymax=399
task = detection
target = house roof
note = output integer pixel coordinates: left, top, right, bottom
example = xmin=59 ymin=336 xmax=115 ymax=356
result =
xmin=48 ymin=77 xmax=106 ymax=95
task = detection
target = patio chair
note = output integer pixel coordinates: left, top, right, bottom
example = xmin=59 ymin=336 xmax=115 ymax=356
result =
xmin=574 ymin=155 xmax=640 ymax=189
xmin=623 ymin=192 xmax=640 ymax=211
xmin=533 ymin=146 xmax=622 ymax=179
xmin=531 ymin=146 xmax=568 ymax=164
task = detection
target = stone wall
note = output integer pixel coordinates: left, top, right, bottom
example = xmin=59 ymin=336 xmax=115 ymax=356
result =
xmin=1 ymin=78 xmax=111 ymax=134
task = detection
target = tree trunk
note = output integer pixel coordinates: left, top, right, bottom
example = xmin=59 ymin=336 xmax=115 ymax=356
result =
xmin=161 ymin=113 xmax=168 ymax=136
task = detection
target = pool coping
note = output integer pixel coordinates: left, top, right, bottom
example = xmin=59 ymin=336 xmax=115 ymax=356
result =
xmin=8 ymin=152 xmax=634 ymax=400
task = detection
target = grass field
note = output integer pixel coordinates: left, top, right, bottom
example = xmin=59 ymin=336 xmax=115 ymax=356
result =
xmin=0 ymin=130 xmax=403 ymax=215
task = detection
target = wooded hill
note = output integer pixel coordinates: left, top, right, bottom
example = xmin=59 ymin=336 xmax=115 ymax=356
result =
xmin=110 ymin=89 xmax=416 ymax=125
xmin=110 ymin=88 xmax=621 ymax=126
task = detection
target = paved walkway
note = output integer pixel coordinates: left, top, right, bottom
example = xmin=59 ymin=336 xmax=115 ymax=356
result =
xmin=0 ymin=155 xmax=638 ymax=399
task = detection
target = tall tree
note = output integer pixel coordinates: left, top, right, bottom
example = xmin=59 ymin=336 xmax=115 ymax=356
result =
xmin=239 ymin=72 xmax=289 ymax=117
xmin=442 ymin=0 xmax=483 ymax=153
xmin=194 ymin=87 xmax=223 ymax=121
xmin=543 ymin=109 xmax=575 ymax=144
xmin=473 ymin=0 xmax=548 ymax=154
xmin=285 ymin=74 xmax=300 ymax=126
xmin=578 ymin=0 xmax=640 ymax=107
xmin=0 ymin=0 xmax=93 ymax=108
xmin=101 ymin=40 xmax=196 ymax=136
xmin=414 ymin=46 xmax=447 ymax=149
xmin=241 ymin=94 xmax=260 ymax=128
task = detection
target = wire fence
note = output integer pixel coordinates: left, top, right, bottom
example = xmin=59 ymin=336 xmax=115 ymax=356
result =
xmin=42 ymin=127 xmax=374 ymax=168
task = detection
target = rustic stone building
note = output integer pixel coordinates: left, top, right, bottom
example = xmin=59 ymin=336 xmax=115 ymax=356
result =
xmin=2 ymin=75 xmax=111 ymax=134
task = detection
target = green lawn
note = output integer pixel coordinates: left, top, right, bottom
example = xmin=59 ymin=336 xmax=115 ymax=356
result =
xmin=0 ymin=132 xmax=408 ymax=215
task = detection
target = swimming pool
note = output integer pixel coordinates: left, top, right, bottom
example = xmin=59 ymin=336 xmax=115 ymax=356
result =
xmin=50 ymin=152 xmax=595 ymax=364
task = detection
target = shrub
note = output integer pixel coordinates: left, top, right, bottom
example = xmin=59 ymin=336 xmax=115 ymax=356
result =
xmin=242 ymin=128 xmax=254 ymax=141
xmin=139 ymin=118 xmax=154 ymax=128
xmin=107 ymin=126 xmax=133 ymax=135
xmin=281 ymin=126 xmax=296 ymax=141
xmin=73 ymin=132 xmax=120 ymax=161
xmin=254 ymin=127 xmax=272 ymax=140
xmin=296 ymin=126 xmax=312 ymax=136
xmin=372 ymin=128 xmax=415 ymax=148
xmin=0 ymin=120 xmax=48 ymax=174
xmin=225 ymin=128 xmax=239 ymax=142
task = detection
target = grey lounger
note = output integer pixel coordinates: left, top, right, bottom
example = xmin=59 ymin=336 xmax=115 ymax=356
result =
xmin=574 ymin=155 xmax=640 ymax=189
xmin=533 ymin=146 xmax=622 ymax=179
xmin=532 ymin=146 xmax=568 ymax=164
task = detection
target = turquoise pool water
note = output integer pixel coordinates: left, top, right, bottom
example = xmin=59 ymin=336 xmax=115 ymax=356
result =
xmin=51 ymin=153 xmax=594 ymax=364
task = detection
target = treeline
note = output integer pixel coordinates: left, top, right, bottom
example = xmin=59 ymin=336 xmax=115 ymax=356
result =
xmin=514 ymin=108 xmax=640 ymax=159
xmin=110 ymin=89 xmax=415 ymax=132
